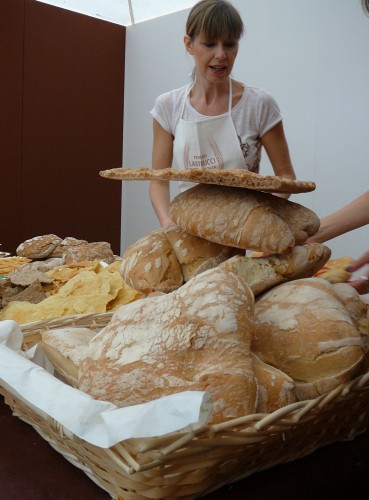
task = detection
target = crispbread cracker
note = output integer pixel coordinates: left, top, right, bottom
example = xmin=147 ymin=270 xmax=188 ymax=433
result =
xmin=0 ymin=257 xmax=32 ymax=274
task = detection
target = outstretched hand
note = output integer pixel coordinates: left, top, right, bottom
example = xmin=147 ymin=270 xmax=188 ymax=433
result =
xmin=346 ymin=250 xmax=369 ymax=294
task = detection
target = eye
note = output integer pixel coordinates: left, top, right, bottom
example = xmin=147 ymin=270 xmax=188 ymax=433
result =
xmin=202 ymin=41 xmax=216 ymax=48
xmin=224 ymin=41 xmax=238 ymax=49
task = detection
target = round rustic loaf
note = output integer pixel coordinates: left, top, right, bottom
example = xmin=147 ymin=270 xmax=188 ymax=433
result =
xmin=49 ymin=237 xmax=88 ymax=258
xmin=119 ymin=225 xmax=241 ymax=293
xmin=16 ymin=234 xmax=62 ymax=259
xmin=252 ymin=277 xmax=365 ymax=400
xmin=62 ymin=241 xmax=115 ymax=265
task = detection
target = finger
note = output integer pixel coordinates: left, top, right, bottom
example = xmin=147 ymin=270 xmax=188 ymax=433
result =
xmin=346 ymin=252 xmax=369 ymax=272
xmin=348 ymin=277 xmax=369 ymax=295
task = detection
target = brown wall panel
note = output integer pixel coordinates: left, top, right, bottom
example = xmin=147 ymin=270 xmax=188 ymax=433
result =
xmin=21 ymin=1 xmax=125 ymax=255
xmin=1 ymin=0 xmax=125 ymax=255
xmin=0 ymin=0 xmax=24 ymax=253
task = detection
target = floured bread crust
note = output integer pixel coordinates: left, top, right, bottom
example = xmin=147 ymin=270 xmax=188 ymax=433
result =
xmin=120 ymin=225 xmax=241 ymax=293
xmin=333 ymin=283 xmax=369 ymax=351
xmin=79 ymin=266 xmax=258 ymax=424
xmin=252 ymin=353 xmax=297 ymax=413
xmin=16 ymin=234 xmax=62 ymax=259
xmin=99 ymin=167 xmax=316 ymax=194
xmin=170 ymin=184 xmax=320 ymax=253
xmin=219 ymin=243 xmax=331 ymax=296
xmin=252 ymin=278 xmax=365 ymax=400
xmin=119 ymin=228 xmax=183 ymax=293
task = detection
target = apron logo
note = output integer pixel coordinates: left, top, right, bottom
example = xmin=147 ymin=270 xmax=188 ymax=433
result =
xmin=209 ymin=137 xmax=224 ymax=169
xmin=183 ymin=139 xmax=224 ymax=170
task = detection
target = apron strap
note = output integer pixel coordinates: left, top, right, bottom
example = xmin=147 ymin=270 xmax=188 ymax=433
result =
xmin=227 ymin=77 xmax=233 ymax=115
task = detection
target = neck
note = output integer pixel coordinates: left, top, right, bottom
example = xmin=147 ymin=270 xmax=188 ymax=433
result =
xmin=191 ymin=76 xmax=231 ymax=105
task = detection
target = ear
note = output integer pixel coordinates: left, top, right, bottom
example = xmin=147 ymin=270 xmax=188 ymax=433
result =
xmin=184 ymin=35 xmax=194 ymax=55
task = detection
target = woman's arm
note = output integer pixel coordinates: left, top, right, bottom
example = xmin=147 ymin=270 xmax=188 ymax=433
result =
xmin=308 ymin=191 xmax=369 ymax=243
xmin=149 ymin=119 xmax=175 ymax=227
xmin=261 ymin=121 xmax=296 ymax=199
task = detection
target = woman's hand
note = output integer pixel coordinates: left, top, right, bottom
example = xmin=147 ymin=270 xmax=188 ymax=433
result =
xmin=346 ymin=250 xmax=369 ymax=294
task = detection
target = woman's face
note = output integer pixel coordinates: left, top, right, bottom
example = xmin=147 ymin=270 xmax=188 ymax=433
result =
xmin=185 ymin=32 xmax=239 ymax=83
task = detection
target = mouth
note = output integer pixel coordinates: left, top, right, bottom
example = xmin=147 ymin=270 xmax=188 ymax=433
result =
xmin=209 ymin=65 xmax=227 ymax=73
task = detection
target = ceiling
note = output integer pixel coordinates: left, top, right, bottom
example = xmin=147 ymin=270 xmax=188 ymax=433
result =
xmin=35 ymin=0 xmax=196 ymax=26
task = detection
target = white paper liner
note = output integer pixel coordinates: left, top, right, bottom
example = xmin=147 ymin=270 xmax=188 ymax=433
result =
xmin=0 ymin=320 xmax=212 ymax=448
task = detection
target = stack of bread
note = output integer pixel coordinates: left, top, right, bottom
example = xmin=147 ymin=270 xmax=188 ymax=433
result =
xmin=40 ymin=169 xmax=368 ymax=423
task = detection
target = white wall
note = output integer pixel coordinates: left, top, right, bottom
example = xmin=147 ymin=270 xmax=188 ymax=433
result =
xmin=122 ymin=0 xmax=369 ymax=263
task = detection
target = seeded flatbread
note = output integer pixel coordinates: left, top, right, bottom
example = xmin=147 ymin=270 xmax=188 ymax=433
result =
xmin=99 ymin=167 xmax=316 ymax=194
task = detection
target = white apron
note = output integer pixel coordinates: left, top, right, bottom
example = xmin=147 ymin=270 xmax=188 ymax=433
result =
xmin=172 ymin=79 xmax=246 ymax=192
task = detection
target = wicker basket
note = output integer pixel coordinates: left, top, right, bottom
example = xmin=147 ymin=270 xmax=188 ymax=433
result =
xmin=2 ymin=312 xmax=369 ymax=500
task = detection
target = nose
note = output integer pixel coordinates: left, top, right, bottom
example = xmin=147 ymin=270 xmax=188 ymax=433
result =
xmin=215 ymin=43 xmax=226 ymax=60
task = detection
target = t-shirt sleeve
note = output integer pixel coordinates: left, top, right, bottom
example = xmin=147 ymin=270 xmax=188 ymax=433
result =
xmin=150 ymin=92 xmax=173 ymax=134
xmin=258 ymin=90 xmax=283 ymax=137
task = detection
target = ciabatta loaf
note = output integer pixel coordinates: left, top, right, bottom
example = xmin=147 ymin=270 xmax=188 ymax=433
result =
xmin=252 ymin=278 xmax=365 ymax=400
xmin=79 ymin=267 xmax=257 ymax=424
xmin=219 ymin=243 xmax=331 ymax=296
xmin=120 ymin=225 xmax=241 ymax=293
xmin=169 ymin=184 xmax=320 ymax=253
xmin=252 ymin=353 xmax=297 ymax=413
xmin=42 ymin=327 xmax=96 ymax=387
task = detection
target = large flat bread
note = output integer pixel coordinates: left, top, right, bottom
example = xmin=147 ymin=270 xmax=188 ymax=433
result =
xmin=99 ymin=167 xmax=316 ymax=194
xmin=79 ymin=266 xmax=257 ymax=424
xmin=170 ymin=184 xmax=320 ymax=253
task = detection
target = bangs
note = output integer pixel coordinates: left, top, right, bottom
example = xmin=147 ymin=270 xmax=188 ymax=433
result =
xmin=200 ymin=9 xmax=243 ymax=41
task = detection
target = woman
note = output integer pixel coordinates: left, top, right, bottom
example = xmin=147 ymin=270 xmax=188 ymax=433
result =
xmin=149 ymin=0 xmax=296 ymax=227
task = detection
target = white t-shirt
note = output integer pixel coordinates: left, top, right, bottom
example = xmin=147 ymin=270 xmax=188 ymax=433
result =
xmin=150 ymin=83 xmax=282 ymax=173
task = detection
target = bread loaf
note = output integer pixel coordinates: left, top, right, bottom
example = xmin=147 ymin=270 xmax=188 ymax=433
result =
xmin=42 ymin=327 xmax=96 ymax=387
xmin=79 ymin=266 xmax=258 ymax=424
xmin=252 ymin=278 xmax=365 ymax=400
xmin=169 ymin=184 xmax=320 ymax=253
xmin=332 ymin=283 xmax=369 ymax=364
xmin=49 ymin=237 xmax=88 ymax=258
xmin=119 ymin=225 xmax=241 ymax=293
xmin=333 ymin=283 xmax=369 ymax=338
xmin=63 ymin=241 xmax=115 ymax=265
xmin=16 ymin=234 xmax=62 ymax=259
xmin=252 ymin=353 xmax=297 ymax=413
xmin=219 ymin=243 xmax=331 ymax=296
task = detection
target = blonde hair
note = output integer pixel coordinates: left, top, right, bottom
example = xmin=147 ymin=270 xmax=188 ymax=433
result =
xmin=186 ymin=0 xmax=244 ymax=42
